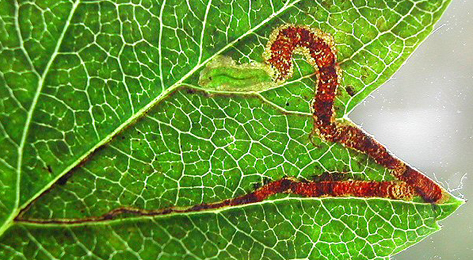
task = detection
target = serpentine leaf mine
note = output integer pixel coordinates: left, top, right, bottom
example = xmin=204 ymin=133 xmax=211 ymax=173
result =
xmin=17 ymin=25 xmax=448 ymax=225
xmin=17 ymin=177 xmax=414 ymax=224
xmin=264 ymin=24 xmax=445 ymax=203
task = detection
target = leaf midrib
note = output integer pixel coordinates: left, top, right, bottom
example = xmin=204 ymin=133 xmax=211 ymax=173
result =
xmin=0 ymin=0 xmax=303 ymax=238
xmin=14 ymin=197 xmax=462 ymax=227
xmin=0 ymin=0 xmax=81 ymax=238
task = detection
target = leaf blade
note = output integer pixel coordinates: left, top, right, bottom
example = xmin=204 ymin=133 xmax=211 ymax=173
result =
xmin=0 ymin=198 xmax=463 ymax=260
xmin=0 ymin=0 xmax=461 ymax=259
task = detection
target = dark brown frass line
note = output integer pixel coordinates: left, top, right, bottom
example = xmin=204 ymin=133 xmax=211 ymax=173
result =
xmin=16 ymin=25 xmax=445 ymax=224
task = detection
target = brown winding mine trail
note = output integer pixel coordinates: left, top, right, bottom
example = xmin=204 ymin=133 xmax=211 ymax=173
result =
xmin=17 ymin=25 xmax=445 ymax=224
xmin=17 ymin=178 xmax=415 ymax=224
xmin=264 ymin=24 xmax=444 ymax=203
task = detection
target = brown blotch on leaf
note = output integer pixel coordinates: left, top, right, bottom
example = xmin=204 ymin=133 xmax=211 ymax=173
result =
xmin=57 ymin=171 xmax=73 ymax=186
xmin=345 ymin=85 xmax=356 ymax=96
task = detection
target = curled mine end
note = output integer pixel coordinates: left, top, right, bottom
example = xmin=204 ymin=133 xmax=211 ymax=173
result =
xmin=198 ymin=55 xmax=275 ymax=92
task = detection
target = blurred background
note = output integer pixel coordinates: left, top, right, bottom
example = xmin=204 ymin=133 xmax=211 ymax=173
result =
xmin=350 ymin=0 xmax=473 ymax=259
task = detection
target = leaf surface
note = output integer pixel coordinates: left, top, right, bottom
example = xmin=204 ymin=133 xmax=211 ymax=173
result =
xmin=0 ymin=0 xmax=462 ymax=259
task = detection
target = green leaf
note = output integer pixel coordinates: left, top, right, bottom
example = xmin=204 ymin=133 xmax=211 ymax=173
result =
xmin=0 ymin=0 xmax=462 ymax=259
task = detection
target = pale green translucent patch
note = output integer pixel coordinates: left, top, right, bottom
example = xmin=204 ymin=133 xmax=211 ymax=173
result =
xmin=198 ymin=56 xmax=276 ymax=92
